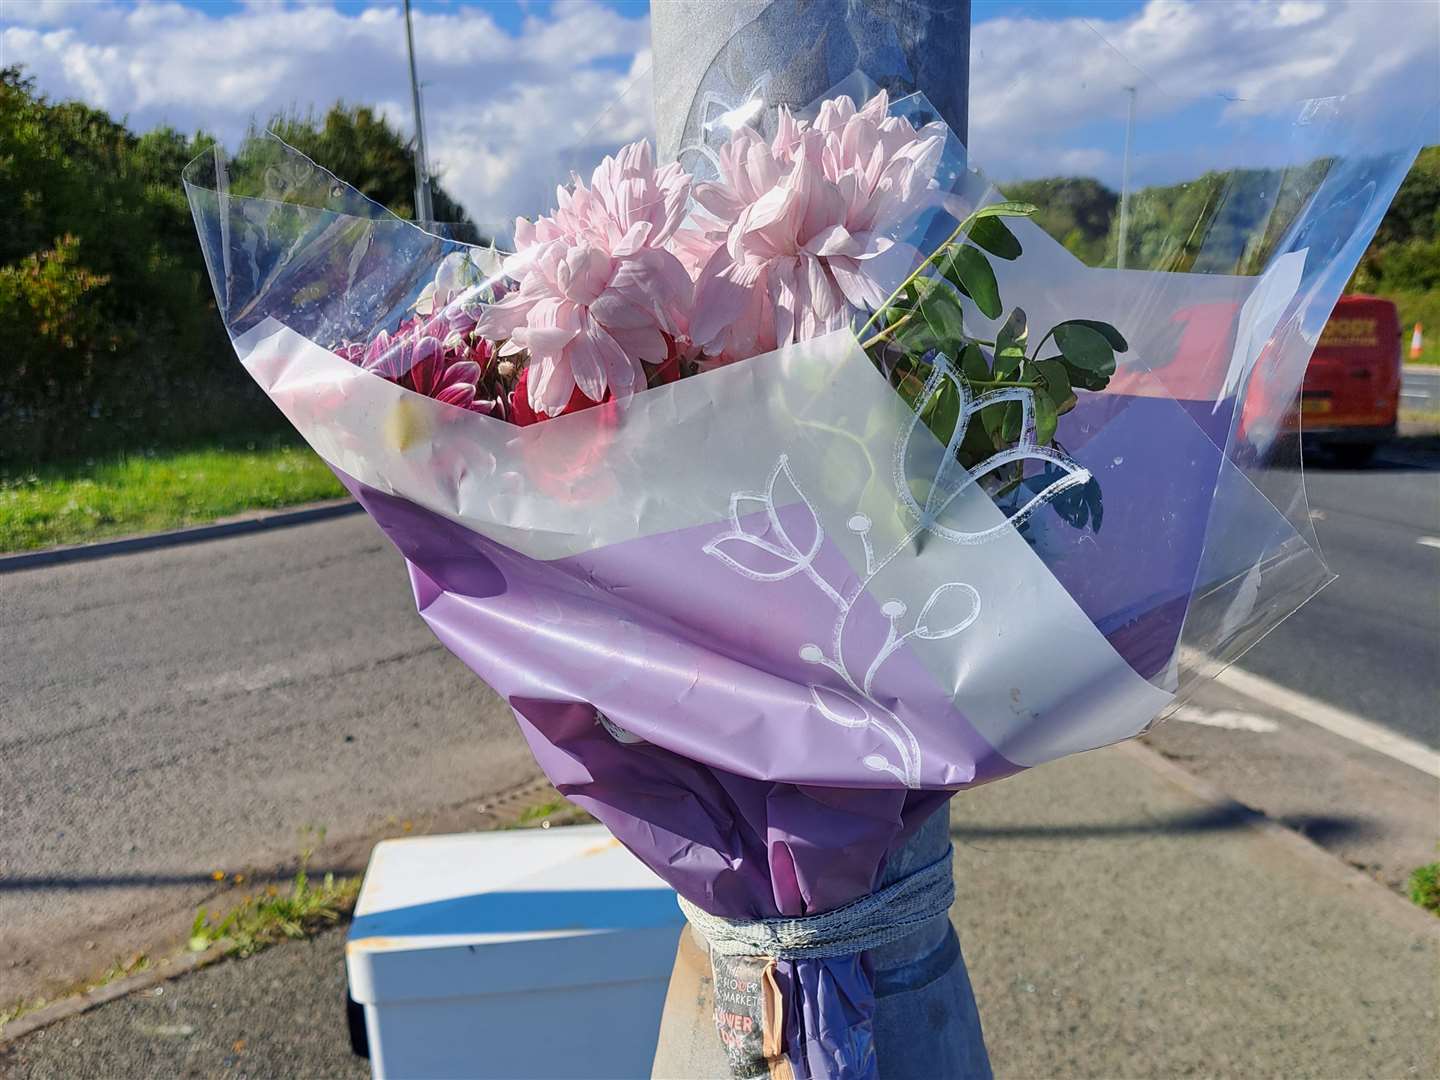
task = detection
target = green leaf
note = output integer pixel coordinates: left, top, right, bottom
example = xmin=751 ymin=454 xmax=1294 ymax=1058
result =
xmin=1033 ymin=359 xmax=1076 ymax=413
xmin=1053 ymin=322 xmax=1117 ymax=375
xmin=1062 ymin=361 xmax=1112 ymax=393
xmin=1034 ymin=390 xmax=1058 ymax=445
xmin=981 ymin=394 xmax=1008 ymax=446
xmin=920 ymin=374 xmax=962 ymax=447
xmin=1057 ymin=318 xmax=1128 ymax=352
xmin=965 ymin=201 xmax=1038 ymax=222
xmin=914 ymin=281 xmax=966 ymax=347
xmin=1000 ymin=400 xmax=1023 ymax=443
xmin=994 ymin=308 xmax=1027 ymax=381
xmin=886 ymin=279 xmax=962 ymax=357
xmin=959 ymin=341 xmax=990 ymax=384
xmin=969 ymin=216 xmax=1022 ymax=260
xmin=939 ymin=245 xmax=1002 ymax=319
xmin=967 ymin=216 xmax=1025 ymax=260
xmin=890 ymin=356 xmax=929 ymax=407
xmin=959 ymin=403 xmax=996 ymax=465
xmin=896 ymin=321 xmax=945 ymax=357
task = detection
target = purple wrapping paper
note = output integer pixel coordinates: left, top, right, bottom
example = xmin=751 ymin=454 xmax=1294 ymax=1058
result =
xmin=337 ymin=469 xmax=954 ymax=1076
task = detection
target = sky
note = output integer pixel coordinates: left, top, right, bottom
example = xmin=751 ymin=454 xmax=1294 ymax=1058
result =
xmin=3 ymin=0 xmax=1437 ymax=226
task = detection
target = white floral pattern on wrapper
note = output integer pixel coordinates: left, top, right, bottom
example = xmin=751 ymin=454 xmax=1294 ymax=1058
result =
xmin=703 ymin=353 xmax=1091 ymax=787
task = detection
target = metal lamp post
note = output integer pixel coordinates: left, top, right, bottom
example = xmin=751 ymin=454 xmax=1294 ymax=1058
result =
xmin=403 ymin=0 xmax=434 ymax=224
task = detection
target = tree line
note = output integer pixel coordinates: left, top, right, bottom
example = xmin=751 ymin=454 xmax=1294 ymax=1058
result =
xmin=0 ymin=66 xmax=468 ymax=467
xmin=1006 ymin=147 xmax=1439 ymax=336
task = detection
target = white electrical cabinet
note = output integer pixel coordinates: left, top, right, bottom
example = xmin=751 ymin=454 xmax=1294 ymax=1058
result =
xmin=346 ymin=825 xmax=683 ymax=1079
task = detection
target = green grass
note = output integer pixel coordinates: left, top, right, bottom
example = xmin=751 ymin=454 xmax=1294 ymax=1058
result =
xmin=1384 ymin=290 xmax=1440 ymax=367
xmin=1407 ymin=862 xmax=1440 ymax=916
xmin=0 ymin=435 xmax=344 ymax=553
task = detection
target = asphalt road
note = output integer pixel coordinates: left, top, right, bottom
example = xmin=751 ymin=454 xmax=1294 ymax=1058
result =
xmin=0 ymin=514 xmax=538 ymax=1004
xmin=1236 ymin=435 xmax=1440 ymax=748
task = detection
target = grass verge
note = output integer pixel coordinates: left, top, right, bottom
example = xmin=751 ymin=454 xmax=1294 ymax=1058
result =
xmin=0 ymin=434 xmax=343 ymax=554
xmin=1385 ymin=289 xmax=1440 ymax=367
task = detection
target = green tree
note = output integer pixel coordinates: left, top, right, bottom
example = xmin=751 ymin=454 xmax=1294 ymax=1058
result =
xmin=261 ymin=104 xmax=469 ymax=224
xmin=1001 ymin=177 xmax=1116 ymax=264
xmin=0 ymin=69 xmax=471 ymax=467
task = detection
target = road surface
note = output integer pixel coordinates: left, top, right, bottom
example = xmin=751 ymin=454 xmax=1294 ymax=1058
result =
xmin=1401 ymin=363 xmax=1440 ymax=413
xmin=0 ymin=515 xmax=538 ymax=1003
xmin=1236 ymin=435 xmax=1439 ymax=748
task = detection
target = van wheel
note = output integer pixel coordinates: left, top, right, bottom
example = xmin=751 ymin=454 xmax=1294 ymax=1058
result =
xmin=1331 ymin=442 xmax=1376 ymax=467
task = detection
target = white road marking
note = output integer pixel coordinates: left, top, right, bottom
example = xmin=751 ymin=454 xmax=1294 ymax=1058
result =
xmin=1203 ymin=662 xmax=1440 ymax=778
xmin=1172 ymin=705 xmax=1280 ymax=733
xmin=1417 ymin=536 xmax=1440 ymax=550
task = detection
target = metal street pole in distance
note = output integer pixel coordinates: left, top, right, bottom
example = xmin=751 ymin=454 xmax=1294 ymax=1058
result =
xmin=404 ymin=0 xmax=434 ymax=224
xmin=1117 ymin=84 xmax=1136 ymax=270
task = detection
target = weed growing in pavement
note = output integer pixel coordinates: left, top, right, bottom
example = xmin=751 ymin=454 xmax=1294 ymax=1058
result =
xmin=0 ymin=997 xmax=44 ymax=1034
xmin=91 ymin=953 xmax=150 ymax=990
xmin=188 ymin=838 xmax=360 ymax=960
xmin=0 ymin=953 xmax=152 ymax=1036
xmin=510 ymin=793 xmax=596 ymax=830
xmin=1407 ymin=861 xmax=1440 ymax=915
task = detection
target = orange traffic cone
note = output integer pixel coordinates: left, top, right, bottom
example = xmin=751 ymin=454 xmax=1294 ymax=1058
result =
xmin=1411 ymin=322 xmax=1424 ymax=360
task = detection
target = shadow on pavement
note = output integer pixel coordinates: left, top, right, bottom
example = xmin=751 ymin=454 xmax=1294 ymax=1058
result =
xmin=3 ymin=813 xmax=1381 ymax=891
xmin=952 ymin=805 xmax=1379 ymax=843
xmin=0 ymin=867 xmax=354 ymax=892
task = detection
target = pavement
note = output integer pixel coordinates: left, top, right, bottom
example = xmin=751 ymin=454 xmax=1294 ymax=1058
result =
xmin=1 ymin=738 xmax=1434 ymax=1079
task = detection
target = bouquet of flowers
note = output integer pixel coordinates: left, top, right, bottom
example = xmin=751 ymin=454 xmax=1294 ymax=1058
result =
xmin=184 ymin=13 xmax=1419 ymax=1077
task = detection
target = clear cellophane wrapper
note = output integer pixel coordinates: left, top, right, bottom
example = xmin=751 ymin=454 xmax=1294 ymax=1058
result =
xmin=185 ymin=5 xmax=1424 ymax=1074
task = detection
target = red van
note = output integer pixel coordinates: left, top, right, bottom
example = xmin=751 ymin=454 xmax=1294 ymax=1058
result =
xmin=1298 ymin=294 xmax=1402 ymax=464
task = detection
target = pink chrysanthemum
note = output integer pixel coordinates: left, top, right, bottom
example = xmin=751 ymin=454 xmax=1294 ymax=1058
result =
xmin=476 ymin=141 xmax=693 ymax=416
xmin=687 ymin=90 xmax=944 ymax=363
xmin=342 ymin=310 xmax=504 ymax=418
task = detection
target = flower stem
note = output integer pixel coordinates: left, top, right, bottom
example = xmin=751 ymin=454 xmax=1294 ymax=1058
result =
xmin=855 ymin=214 xmax=977 ymax=343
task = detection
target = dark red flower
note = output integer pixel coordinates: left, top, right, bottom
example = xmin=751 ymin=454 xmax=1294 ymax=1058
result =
xmin=508 ymin=366 xmax=609 ymax=427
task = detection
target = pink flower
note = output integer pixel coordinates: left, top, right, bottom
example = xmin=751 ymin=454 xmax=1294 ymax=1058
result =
xmin=688 ymin=91 xmax=944 ymax=363
xmin=341 ymin=313 xmax=507 ymax=419
xmin=477 ymin=141 xmax=693 ymax=417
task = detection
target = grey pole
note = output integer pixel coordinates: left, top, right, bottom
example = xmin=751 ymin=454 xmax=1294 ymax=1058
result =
xmin=648 ymin=4 xmax=989 ymax=1077
xmin=652 ymin=0 xmax=971 ymax=167
xmin=1117 ymin=85 xmax=1136 ymax=270
xmin=403 ymin=0 xmax=434 ymax=224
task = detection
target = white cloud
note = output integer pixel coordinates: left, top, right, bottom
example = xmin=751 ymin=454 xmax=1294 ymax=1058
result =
xmin=969 ymin=0 xmax=1438 ymax=185
xmin=3 ymin=0 xmax=1435 ymax=219
xmin=1 ymin=0 xmax=653 ymax=224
